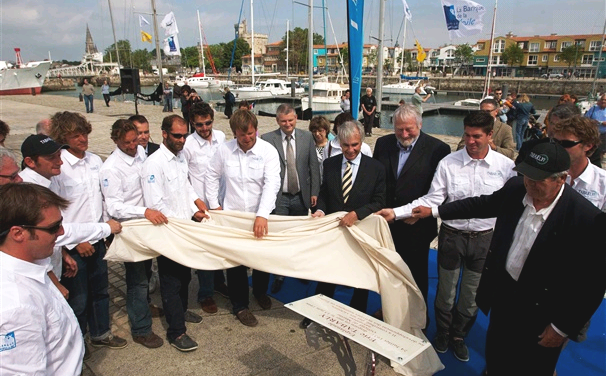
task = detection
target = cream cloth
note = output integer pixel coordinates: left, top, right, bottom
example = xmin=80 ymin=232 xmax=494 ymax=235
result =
xmin=106 ymin=210 xmax=444 ymax=375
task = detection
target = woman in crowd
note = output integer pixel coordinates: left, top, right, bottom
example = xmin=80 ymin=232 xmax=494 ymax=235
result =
xmin=101 ymin=80 xmax=111 ymax=107
xmin=512 ymin=94 xmax=536 ymax=150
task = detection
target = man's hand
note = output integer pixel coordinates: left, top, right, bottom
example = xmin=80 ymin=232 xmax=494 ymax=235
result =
xmin=312 ymin=210 xmax=325 ymax=218
xmin=62 ymin=250 xmax=78 ymax=278
xmin=194 ymin=199 xmax=208 ymax=213
xmin=411 ymin=206 xmax=432 ymax=219
xmin=192 ymin=211 xmax=208 ymax=222
xmin=404 ymin=217 xmax=419 ymax=225
xmin=253 ymin=216 xmax=268 ymax=238
xmin=75 ymin=242 xmax=95 ymax=257
xmin=106 ymin=219 xmax=122 ymax=234
xmin=144 ymin=208 xmax=168 ymax=225
xmin=375 ymin=208 xmax=396 ymax=223
xmin=310 ymin=196 xmax=317 ymax=208
xmin=212 ymin=206 xmax=223 ymax=211
xmin=538 ymin=325 xmax=567 ymax=348
xmin=339 ymin=211 xmax=358 ymax=227
xmin=488 ymin=138 xmax=497 ymax=151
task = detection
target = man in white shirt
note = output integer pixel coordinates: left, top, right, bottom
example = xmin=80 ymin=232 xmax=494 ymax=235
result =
xmin=49 ymin=111 xmax=128 ymax=354
xmin=182 ymin=102 xmax=227 ymax=314
xmin=206 ymin=109 xmax=281 ymax=327
xmin=100 ymin=119 xmax=168 ymax=349
xmin=141 ymin=114 xmax=209 ymax=352
xmin=377 ymin=111 xmax=516 ymax=362
xmin=0 ymin=183 xmax=83 ymax=375
xmin=19 ymin=134 xmax=121 ymax=300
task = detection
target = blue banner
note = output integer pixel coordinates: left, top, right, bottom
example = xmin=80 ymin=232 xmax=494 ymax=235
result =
xmin=347 ymin=0 xmax=364 ymax=120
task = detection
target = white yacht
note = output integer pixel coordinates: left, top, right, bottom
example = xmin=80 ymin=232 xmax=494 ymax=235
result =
xmin=301 ymin=81 xmax=344 ymax=114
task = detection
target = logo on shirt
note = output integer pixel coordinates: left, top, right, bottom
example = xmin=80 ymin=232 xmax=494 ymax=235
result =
xmin=148 ymin=175 xmax=156 ymax=183
xmin=102 ymin=178 xmax=109 ymax=187
xmin=0 ymin=332 xmax=16 ymax=352
xmin=529 ymin=152 xmax=548 ymax=165
xmin=487 ymin=171 xmax=503 ymax=178
xmin=577 ymin=188 xmax=598 ymax=198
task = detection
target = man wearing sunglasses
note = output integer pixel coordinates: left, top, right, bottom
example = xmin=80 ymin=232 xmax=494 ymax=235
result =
xmin=141 ymin=114 xmax=209 ymax=352
xmin=183 ymin=102 xmax=228 ymax=315
xmin=0 ymin=148 xmax=23 ymax=185
xmin=0 ymin=183 xmax=84 ymax=375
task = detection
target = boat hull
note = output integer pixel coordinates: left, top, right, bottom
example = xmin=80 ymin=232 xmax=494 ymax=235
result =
xmin=0 ymin=61 xmax=50 ymax=96
xmin=301 ymin=97 xmax=342 ymax=113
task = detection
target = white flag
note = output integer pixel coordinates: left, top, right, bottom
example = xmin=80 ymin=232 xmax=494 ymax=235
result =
xmin=401 ymin=0 xmax=412 ymax=21
xmin=163 ymin=34 xmax=181 ymax=56
xmin=160 ymin=11 xmax=179 ymax=36
xmin=139 ymin=15 xmax=150 ymax=27
xmin=441 ymin=0 xmax=486 ymax=39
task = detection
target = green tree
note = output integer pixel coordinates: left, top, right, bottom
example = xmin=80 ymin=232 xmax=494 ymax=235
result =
xmin=559 ymin=44 xmax=580 ymax=70
xmin=207 ymin=44 xmax=226 ymax=70
xmin=367 ymin=48 xmax=377 ymax=69
xmin=454 ymin=44 xmax=474 ymax=75
xmin=340 ymin=45 xmax=349 ymax=69
xmin=220 ymin=38 xmax=250 ymax=71
xmin=104 ymin=40 xmax=132 ymax=67
xmin=501 ymin=43 xmax=524 ymax=67
xmin=278 ymin=27 xmax=325 ymax=73
xmin=180 ymin=46 xmax=200 ymax=69
xmin=131 ymin=49 xmax=152 ymax=72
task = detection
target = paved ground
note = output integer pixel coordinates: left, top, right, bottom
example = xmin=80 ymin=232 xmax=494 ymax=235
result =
xmin=1 ymin=95 xmax=462 ymax=376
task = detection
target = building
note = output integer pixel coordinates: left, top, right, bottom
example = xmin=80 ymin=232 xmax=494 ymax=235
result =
xmin=237 ymin=19 xmax=268 ymax=56
xmin=473 ymin=33 xmax=606 ymax=78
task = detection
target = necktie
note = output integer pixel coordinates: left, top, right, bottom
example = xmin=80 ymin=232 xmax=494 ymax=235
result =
xmin=342 ymin=161 xmax=352 ymax=204
xmin=286 ymin=135 xmax=298 ymax=194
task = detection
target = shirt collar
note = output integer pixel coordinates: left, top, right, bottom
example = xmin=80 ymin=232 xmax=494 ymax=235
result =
xmin=62 ymin=149 xmax=88 ymax=166
xmin=462 ymin=146 xmax=494 ymax=166
xmin=342 ymin=151 xmax=362 ymax=166
xmin=0 ymin=252 xmax=47 ymax=284
xmin=20 ymin=167 xmax=51 ymax=188
xmin=192 ymin=130 xmax=218 ymax=146
xmin=280 ymin=129 xmax=295 ymax=141
xmin=115 ymin=145 xmax=145 ymax=166
xmin=570 ymin=158 xmax=594 ymax=186
xmin=159 ymin=143 xmax=182 ymax=162
xmin=522 ymin=183 xmax=565 ymax=219
xmin=229 ymin=138 xmax=261 ymax=155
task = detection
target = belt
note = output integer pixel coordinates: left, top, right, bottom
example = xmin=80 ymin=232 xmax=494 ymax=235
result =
xmin=282 ymin=191 xmax=301 ymax=196
xmin=441 ymin=223 xmax=493 ymax=238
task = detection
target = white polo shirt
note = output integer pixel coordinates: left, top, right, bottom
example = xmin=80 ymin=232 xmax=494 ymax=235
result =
xmin=183 ymin=129 xmax=226 ymax=206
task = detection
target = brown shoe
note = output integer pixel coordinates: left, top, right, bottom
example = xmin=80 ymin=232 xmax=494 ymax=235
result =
xmin=254 ymin=294 xmax=272 ymax=310
xmin=199 ymin=297 xmax=218 ymax=314
xmin=236 ymin=308 xmax=258 ymax=327
xmin=149 ymin=304 xmax=164 ymax=318
xmin=133 ymin=332 xmax=164 ymax=348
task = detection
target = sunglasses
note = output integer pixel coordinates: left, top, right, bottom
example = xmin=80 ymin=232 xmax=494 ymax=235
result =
xmin=552 ymin=138 xmax=582 ymax=148
xmin=192 ymin=120 xmax=213 ymax=127
xmin=21 ymin=217 xmax=64 ymax=235
xmin=169 ymin=133 xmax=189 ymax=140
xmin=0 ymin=171 xmax=20 ymax=181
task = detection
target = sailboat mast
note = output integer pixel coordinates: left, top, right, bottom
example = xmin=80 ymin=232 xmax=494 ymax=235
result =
xmin=286 ymin=19 xmax=289 ymax=77
xmin=107 ymin=0 xmax=122 ymax=69
xmin=376 ymin=0 xmax=386 ymax=114
xmin=150 ymin=0 xmax=163 ymax=83
xmin=197 ymin=10 xmax=206 ymax=76
xmin=251 ymin=0 xmax=255 ymax=85
xmin=308 ymin=0 xmax=314 ymax=110
xmin=483 ymin=0 xmax=498 ymax=98
xmin=400 ymin=18 xmax=407 ymax=76
xmin=322 ymin=0 xmax=328 ymax=76
xmin=591 ymin=17 xmax=606 ymax=97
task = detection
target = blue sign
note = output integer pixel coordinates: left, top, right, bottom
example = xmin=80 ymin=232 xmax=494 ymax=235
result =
xmin=347 ymin=0 xmax=364 ymax=120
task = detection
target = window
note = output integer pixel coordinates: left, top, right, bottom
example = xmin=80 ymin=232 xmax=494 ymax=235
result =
xmin=545 ymin=41 xmax=557 ymax=50
xmin=560 ymin=41 xmax=572 ymax=51
xmin=528 ymin=55 xmax=538 ymax=65
xmin=554 ymin=55 xmax=561 ymax=62
xmin=476 ymin=58 xmax=486 ymax=63
xmin=477 ymin=43 xmax=485 ymax=50
xmin=493 ymin=40 xmax=505 ymax=53
xmin=582 ymin=55 xmax=594 ymax=65
xmin=542 ymin=54 xmax=548 ymax=62
xmin=590 ymin=41 xmax=602 ymax=51
xmin=518 ymin=42 xmax=525 ymax=49
xmin=491 ymin=56 xmax=501 ymax=65
xmin=314 ymin=49 xmax=318 ymax=54
xmin=530 ymin=43 xmax=540 ymax=52
xmin=575 ymin=40 xmax=586 ymax=48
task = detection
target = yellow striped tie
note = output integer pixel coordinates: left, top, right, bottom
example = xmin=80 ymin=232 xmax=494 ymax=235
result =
xmin=342 ymin=161 xmax=352 ymax=204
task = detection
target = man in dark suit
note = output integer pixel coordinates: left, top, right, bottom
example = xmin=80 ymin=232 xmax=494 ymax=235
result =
xmin=410 ymin=142 xmax=606 ymax=375
xmin=130 ymin=115 xmax=160 ymax=156
xmin=374 ymin=104 xmax=450 ymax=308
xmin=261 ymin=104 xmax=321 ymax=294
xmin=300 ymin=121 xmax=386 ymax=328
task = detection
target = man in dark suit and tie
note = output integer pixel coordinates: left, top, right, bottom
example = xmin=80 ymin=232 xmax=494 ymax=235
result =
xmin=130 ymin=115 xmax=160 ymax=156
xmin=373 ymin=104 xmax=450 ymax=308
xmin=409 ymin=142 xmax=606 ymax=375
xmin=261 ymin=104 xmax=321 ymax=294
xmin=300 ymin=120 xmax=386 ymax=329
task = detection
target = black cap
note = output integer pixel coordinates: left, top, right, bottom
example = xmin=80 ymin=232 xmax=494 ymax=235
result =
xmin=21 ymin=134 xmax=69 ymax=158
xmin=514 ymin=141 xmax=570 ymax=180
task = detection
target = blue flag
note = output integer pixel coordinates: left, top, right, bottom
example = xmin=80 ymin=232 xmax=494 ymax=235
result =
xmin=347 ymin=0 xmax=364 ymax=120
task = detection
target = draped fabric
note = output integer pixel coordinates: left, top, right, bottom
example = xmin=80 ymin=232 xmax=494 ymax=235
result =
xmin=106 ymin=210 xmax=444 ymax=375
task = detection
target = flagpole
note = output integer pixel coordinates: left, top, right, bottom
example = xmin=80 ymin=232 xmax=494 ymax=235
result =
xmin=483 ymin=0 xmax=498 ymax=98
xmin=151 ymin=0 xmax=164 ymax=84
xmin=197 ymin=10 xmax=206 ymax=76
xmin=400 ymin=17 xmax=407 ymax=76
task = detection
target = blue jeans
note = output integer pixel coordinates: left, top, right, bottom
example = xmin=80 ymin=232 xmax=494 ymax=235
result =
xmin=515 ymin=120 xmax=527 ymax=151
xmin=157 ymin=256 xmax=191 ymax=341
xmin=62 ymin=241 xmax=110 ymax=340
xmin=125 ymin=261 xmax=152 ymax=336
xmin=197 ymin=270 xmax=226 ymax=301
xmin=83 ymin=94 xmax=94 ymax=113
xmin=163 ymin=95 xmax=173 ymax=112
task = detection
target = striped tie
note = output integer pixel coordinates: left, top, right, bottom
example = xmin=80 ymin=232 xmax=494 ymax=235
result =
xmin=342 ymin=161 xmax=352 ymax=204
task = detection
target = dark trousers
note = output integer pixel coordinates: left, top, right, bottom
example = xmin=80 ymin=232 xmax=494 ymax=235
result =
xmin=62 ymin=241 xmax=110 ymax=340
xmin=315 ymin=282 xmax=369 ymax=313
xmin=103 ymin=94 xmax=110 ymax=106
xmin=226 ymin=265 xmax=249 ymax=313
xmin=157 ymin=256 xmax=191 ymax=341
xmin=394 ymin=239 xmax=430 ymax=305
xmin=485 ymin=272 xmax=563 ymax=376
xmin=125 ymin=261 xmax=152 ymax=336
xmin=362 ymin=111 xmax=374 ymax=134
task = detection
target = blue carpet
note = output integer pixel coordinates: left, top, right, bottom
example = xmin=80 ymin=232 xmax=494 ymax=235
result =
xmin=257 ymin=249 xmax=606 ymax=375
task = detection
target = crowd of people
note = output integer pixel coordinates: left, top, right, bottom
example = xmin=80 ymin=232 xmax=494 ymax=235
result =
xmin=0 ymin=87 xmax=605 ymax=376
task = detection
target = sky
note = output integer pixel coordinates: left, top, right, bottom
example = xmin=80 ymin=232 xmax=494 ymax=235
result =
xmin=1 ymin=0 xmax=605 ymax=63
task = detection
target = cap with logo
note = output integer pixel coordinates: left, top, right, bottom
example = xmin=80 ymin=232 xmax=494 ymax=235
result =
xmin=513 ymin=141 xmax=570 ymax=181
xmin=21 ymin=134 xmax=69 ymax=159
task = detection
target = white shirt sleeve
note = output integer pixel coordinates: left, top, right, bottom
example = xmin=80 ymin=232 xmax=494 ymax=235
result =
xmin=256 ymin=147 xmax=281 ymax=218
xmin=205 ymin=148 xmax=224 ymax=209
xmin=100 ymin=168 xmax=147 ymax=220
xmin=141 ymin=161 xmax=170 ymax=215
xmin=393 ymin=161 xmax=449 ymax=220
xmin=56 ymin=223 xmax=111 ymax=249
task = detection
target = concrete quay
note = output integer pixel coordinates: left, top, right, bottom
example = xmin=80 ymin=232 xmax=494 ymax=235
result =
xmin=0 ymin=95 xmax=465 ymax=376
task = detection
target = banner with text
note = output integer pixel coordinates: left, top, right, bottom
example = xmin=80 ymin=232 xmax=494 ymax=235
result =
xmin=347 ymin=0 xmax=364 ymax=120
xmin=441 ymin=0 xmax=486 ymax=39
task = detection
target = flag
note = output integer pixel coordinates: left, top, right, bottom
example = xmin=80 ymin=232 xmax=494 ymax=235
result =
xmin=141 ymin=31 xmax=152 ymax=43
xmin=160 ymin=11 xmax=179 ymax=36
xmin=441 ymin=0 xmax=487 ymax=39
xmin=139 ymin=15 xmax=150 ymax=27
xmin=347 ymin=0 xmax=364 ymax=120
xmin=415 ymin=39 xmax=426 ymax=62
xmin=163 ymin=34 xmax=181 ymax=56
xmin=401 ymin=0 xmax=412 ymax=21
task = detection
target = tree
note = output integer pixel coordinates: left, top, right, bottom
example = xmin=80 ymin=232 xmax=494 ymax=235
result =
xmin=367 ymin=48 xmax=377 ymax=69
xmin=180 ymin=46 xmax=200 ymax=69
xmin=131 ymin=49 xmax=152 ymax=72
xmin=501 ymin=43 xmax=524 ymax=67
xmin=220 ymin=38 xmax=250 ymax=71
xmin=340 ymin=45 xmax=349 ymax=69
xmin=559 ymin=44 xmax=580 ymax=70
xmin=454 ymin=44 xmax=474 ymax=74
xmin=278 ymin=27 xmax=325 ymax=74
xmin=104 ymin=40 xmax=132 ymax=67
